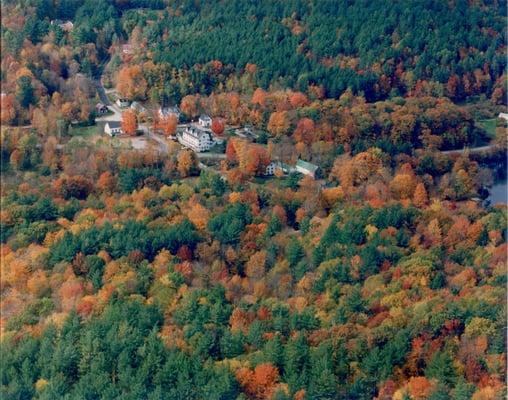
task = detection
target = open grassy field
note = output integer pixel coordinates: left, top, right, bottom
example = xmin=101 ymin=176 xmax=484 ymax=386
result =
xmin=68 ymin=124 xmax=101 ymax=137
xmin=476 ymin=118 xmax=498 ymax=138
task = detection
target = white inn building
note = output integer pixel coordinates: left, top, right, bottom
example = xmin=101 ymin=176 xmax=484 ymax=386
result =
xmin=179 ymin=126 xmax=213 ymax=152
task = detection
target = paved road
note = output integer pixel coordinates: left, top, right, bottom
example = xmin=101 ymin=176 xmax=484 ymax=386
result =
xmin=94 ymin=80 xmax=167 ymax=152
xmin=441 ymin=143 xmax=500 ymax=155
xmin=95 ymin=80 xmax=111 ymax=106
xmin=95 ymin=103 xmax=123 ymax=123
xmin=140 ymin=123 xmax=168 ymax=154
xmin=196 ymin=152 xmax=226 ymax=159
xmin=94 ymin=82 xmax=124 ymax=123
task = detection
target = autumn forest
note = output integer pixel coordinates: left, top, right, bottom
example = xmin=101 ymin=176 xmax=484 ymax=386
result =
xmin=0 ymin=0 xmax=507 ymax=399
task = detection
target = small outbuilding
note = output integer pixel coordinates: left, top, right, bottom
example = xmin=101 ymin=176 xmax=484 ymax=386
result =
xmin=96 ymin=103 xmax=108 ymax=114
xmin=198 ymin=114 xmax=212 ymax=128
xmin=116 ymin=98 xmax=130 ymax=108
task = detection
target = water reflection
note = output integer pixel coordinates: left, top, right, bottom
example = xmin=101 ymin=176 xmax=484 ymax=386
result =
xmin=487 ymin=180 xmax=507 ymax=205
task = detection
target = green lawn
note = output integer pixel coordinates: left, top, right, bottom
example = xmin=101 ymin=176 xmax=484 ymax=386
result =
xmin=68 ymin=125 xmax=100 ymax=137
xmin=476 ymin=118 xmax=497 ymax=138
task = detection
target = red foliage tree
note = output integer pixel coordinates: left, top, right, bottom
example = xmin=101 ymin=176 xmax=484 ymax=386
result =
xmin=246 ymin=145 xmax=270 ymax=176
xmin=211 ymin=118 xmax=225 ymax=136
xmin=54 ymin=176 xmax=93 ymax=200
xmin=236 ymin=363 xmax=280 ymax=400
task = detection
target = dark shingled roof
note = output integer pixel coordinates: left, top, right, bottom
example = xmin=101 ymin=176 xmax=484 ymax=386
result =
xmin=106 ymin=121 xmax=121 ymax=129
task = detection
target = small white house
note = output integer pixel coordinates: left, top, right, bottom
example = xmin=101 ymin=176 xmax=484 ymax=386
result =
xmin=116 ymin=98 xmax=130 ymax=108
xmin=264 ymin=162 xmax=276 ymax=176
xmin=104 ymin=121 xmax=122 ymax=136
xmin=498 ymin=112 xmax=508 ymax=122
xmin=198 ymin=114 xmax=212 ymax=128
xmin=178 ymin=126 xmax=213 ymax=152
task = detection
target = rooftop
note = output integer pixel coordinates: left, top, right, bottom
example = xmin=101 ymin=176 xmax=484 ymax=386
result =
xmin=296 ymin=159 xmax=319 ymax=173
xmin=184 ymin=126 xmax=210 ymax=139
xmin=160 ymin=106 xmax=180 ymax=116
xmin=106 ymin=121 xmax=121 ymax=129
xmin=131 ymin=101 xmax=146 ymax=111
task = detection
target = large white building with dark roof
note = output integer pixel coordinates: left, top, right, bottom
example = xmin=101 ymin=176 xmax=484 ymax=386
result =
xmin=179 ymin=126 xmax=213 ymax=152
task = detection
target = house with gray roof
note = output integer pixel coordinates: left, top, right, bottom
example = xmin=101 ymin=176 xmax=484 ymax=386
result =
xmin=104 ymin=121 xmax=122 ymax=136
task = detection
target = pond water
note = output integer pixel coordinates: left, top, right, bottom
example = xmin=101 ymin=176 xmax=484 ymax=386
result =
xmin=487 ymin=180 xmax=507 ymax=205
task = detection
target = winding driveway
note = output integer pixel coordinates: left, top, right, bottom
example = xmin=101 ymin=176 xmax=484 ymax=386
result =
xmin=441 ymin=143 xmax=501 ymax=155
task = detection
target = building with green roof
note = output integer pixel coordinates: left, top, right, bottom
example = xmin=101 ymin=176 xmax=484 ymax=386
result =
xmin=295 ymin=159 xmax=321 ymax=179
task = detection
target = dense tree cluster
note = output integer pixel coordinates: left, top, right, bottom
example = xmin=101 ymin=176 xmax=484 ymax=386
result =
xmin=1 ymin=124 xmax=506 ymax=398
xmin=3 ymin=0 xmax=506 ymax=125
xmin=133 ymin=0 xmax=506 ymax=102
xmin=1 ymin=1 xmax=507 ymax=399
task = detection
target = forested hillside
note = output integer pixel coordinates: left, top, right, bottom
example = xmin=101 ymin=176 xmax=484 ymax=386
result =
xmin=1 ymin=140 xmax=507 ymax=399
xmin=1 ymin=0 xmax=507 ymax=399
xmin=151 ymin=0 xmax=507 ymax=100
xmin=2 ymin=0 xmax=507 ymax=102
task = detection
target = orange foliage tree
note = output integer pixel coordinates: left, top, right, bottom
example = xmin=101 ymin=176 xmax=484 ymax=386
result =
xmin=187 ymin=201 xmax=210 ymax=230
xmin=251 ymin=88 xmax=267 ymax=106
xmin=1 ymin=94 xmax=17 ymax=125
xmin=177 ymin=149 xmax=197 ymax=177
xmin=180 ymin=95 xmax=200 ymax=118
xmin=267 ymin=111 xmax=290 ymax=137
xmin=413 ymin=182 xmax=429 ymax=207
xmin=236 ymin=363 xmax=280 ymax=400
xmin=293 ymin=118 xmax=315 ymax=144
xmin=121 ymin=110 xmax=138 ymax=136
xmin=246 ymin=145 xmax=270 ymax=177
xmin=226 ymin=140 xmax=237 ymax=163
xmin=160 ymin=114 xmax=178 ymax=136
xmin=97 ymin=171 xmax=117 ymax=193
xmin=289 ymin=91 xmax=310 ymax=108
xmin=116 ymin=65 xmax=147 ymax=100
